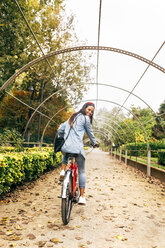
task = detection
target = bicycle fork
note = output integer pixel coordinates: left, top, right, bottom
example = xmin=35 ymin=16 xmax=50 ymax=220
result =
xmin=61 ymin=170 xmax=72 ymax=198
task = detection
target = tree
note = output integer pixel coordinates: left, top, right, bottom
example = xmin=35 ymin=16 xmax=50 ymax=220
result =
xmin=0 ymin=0 xmax=31 ymax=87
xmin=0 ymin=0 xmax=92 ymax=142
xmin=1 ymin=0 xmax=90 ymax=96
xmin=0 ymin=89 xmax=72 ymax=143
xmin=152 ymin=100 xmax=165 ymax=140
xmin=95 ymin=106 xmax=158 ymax=147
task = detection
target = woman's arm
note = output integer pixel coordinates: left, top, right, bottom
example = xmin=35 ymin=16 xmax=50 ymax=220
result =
xmin=84 ymin=116 xmax=96 ymax=145
xmin=58 ymin=121 xmax=66 ymax=137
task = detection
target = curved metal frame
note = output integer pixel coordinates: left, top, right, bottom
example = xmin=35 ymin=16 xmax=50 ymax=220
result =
xmin=99 ymin=114 xmax=134 ymax=133
xmin=40 ymin=99 xmax=137 ymax=144
xmin=92 ymin=129 xmax=113 ymax=140
xmin=4 ymin=83 xmax=151 ymax=148
xmin=94 ymin=126 xmax=119 ymax=140
xmin=93 ymin=127 xmax=121 ymax=145
xmin=39 ymin=98 xmax=149 ymax=149
xmin=41 ymin=104 xmax=116 ymax=144
xmin=95 ymin=115 xmax=136 ymax=142
xmin=84 ymin=136 xmax=103 ymax=144
xmin=95 ymin=123 xmax=121 ymax=138
xmin=23 ymin=82 xmax=157 ymax=139
xmin=94 ymin=118 xmax=127 ymax=135
xmin=95 ymin=99 xmax=150 ymax=147
xmin=1 ymin=45 xmax=165 ymax=92
xmin=1 ymin=44 xmax=162 ymax=149
xmin=94 ymin=119 xmax=128 ymax=145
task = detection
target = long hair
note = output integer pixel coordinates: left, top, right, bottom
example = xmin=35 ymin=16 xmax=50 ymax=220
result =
xmin=69 ymin=102 xmax=95 ymax=127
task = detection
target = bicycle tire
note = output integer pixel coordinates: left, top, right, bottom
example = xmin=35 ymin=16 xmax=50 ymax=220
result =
xmin=61 ymin=173 xmax=73 ymax=225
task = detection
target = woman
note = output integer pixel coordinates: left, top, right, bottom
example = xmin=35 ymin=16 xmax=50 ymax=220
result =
xmin=57 ymin=102 xmax=97 ymax=205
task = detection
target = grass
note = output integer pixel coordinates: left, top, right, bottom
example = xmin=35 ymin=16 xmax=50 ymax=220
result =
xmin=129 ymin=156 xmax=165 ymax=171
xmin=114 ymin=152 xmax=165 ymax=171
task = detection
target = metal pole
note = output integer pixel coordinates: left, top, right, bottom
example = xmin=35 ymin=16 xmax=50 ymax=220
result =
xmin=37 ymin=82 xmax=44 ymax=143
xmin=147 ymin=149 xmax=151 ymax=177
xmin=114 ymin=148 xmax=116 ymax=159
xmin=125 ymin=150 xmax=128 ymax=165
xmin=120 ymin=149 xmax=122 ymax=162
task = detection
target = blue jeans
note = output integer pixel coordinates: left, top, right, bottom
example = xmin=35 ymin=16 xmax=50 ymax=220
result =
xmin=62 ymin=154 xmax=86 ymax=188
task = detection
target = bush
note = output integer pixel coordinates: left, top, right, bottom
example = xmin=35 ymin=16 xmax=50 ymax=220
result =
xmin=0 ymin=128 xmax=24 ymax=152
xmin=0 ymin=151 xmax=62 ymax=196
xmin=123 ymin=142 xmax=165 ymax=157
xmin=158 ymin=152 xmax=165 ymax=166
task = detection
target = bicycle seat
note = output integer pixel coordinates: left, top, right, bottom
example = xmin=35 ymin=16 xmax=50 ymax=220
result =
xmin=65 ymin=153 xmax=79 ymax=158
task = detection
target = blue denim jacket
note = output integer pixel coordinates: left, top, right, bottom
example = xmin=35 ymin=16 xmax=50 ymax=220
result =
xmin=58 ymin=113 xmax=96 ymax=158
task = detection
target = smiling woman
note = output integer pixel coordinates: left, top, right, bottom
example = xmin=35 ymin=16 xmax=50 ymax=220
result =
xmin=85 ymin=103 xmax=95 ymax=117
xmin=57 ymin=102 xmax=97 ymax=205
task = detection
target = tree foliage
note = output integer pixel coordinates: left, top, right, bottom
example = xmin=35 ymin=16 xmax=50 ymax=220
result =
xmin=95 ymin=103 xmax=165 ymax=147
xmin=152 ymin=100 xmax=165 ymax=140
xmin=0 ymin=0 xmax=92 ymax=143
xmin=0 ymin=128 xmax=24 ymax=151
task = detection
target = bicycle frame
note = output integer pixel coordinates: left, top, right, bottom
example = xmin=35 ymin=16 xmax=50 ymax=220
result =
xmin=70 ymin=158 xmax=78 ymax=198
xmin=62 ymin=157 xmax=78 ymax=199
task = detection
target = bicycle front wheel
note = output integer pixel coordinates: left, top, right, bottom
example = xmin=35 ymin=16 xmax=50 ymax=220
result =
xmin=61 ymin=173 xmax=73 ymax=225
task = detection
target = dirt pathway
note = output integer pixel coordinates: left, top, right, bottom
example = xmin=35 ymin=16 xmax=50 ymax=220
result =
xmin=0 ymin=149 xmax=165 ymax=248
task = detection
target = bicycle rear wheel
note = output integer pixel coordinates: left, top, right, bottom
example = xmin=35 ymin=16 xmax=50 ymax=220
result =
xmin=61 ymin=173 xmax=73 ymax=225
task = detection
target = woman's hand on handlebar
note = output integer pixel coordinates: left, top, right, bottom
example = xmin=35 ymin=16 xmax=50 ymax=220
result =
xmin=93 ymin=143 xmax=99 ymax=148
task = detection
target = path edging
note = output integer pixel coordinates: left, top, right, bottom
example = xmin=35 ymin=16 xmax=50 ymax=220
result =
xmin=111 ymin=153 xmax=165 ymax=182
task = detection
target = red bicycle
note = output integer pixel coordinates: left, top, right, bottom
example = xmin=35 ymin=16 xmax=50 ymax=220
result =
xmin=61 ymin=153 xmax=79 ymax=225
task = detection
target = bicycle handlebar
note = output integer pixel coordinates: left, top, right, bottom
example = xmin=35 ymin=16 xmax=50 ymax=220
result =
xmin=84 ymin=143 xmax=99 ymax=148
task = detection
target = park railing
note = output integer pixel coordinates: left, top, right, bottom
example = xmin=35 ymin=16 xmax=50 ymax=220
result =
xmin=109 ymin=148 xmax=165 ymax=178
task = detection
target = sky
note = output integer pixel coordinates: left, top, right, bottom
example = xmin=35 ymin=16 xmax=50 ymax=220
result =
xmin=65 ymin=0 xmax=165 ymax=114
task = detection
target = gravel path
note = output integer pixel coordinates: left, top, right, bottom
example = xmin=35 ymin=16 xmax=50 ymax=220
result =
xmin=0 ymin=149 xmax=165 ymax=248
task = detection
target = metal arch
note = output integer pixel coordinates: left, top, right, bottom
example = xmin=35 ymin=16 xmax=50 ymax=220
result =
xmin=94 ymin=127 xmax=120 ymax=144
xmin=92 ymin=130 xmax=113 ymax=144
xmin=98 ymin=114 xmax=134 ymax=133
xmin=94 ymin=126 xmax=119 ymax=139
xmin=95 ymin=123 xmax=121 ymax=138
xmin=114 ymin=42 xmax=165 ymax=117
xmin=40 ymin=99 xmax=148 ymax=146
xmin=1 ymin=45 xmax=165 ymax=92
xmin=96 ymin=115 xmax=136 ymax=141
xmin=92 ymin=129 xmax=113 ymax=140
xmin=93 ymin=99 xmax=150 ymax=148
xmin=93 ymin=129 xmax=111 ymax=138
xmin=40 ymin=103 xmax=118 ymax=144
xmin=40 ymin=98 xmax=149 ymax=149
xmin=40 ymin=105 xmax=69 ymax=142
xmin=95 ymin=84 xmax=156 ymax=115
xmin=96 ymin=115 xmax=132 ymax=134
xmin=6 ymin=91 xmax=57 ymax=124
xmin=94 ymin=120 xmax=127 ymax=145
xmin=23 ymin=82 xmax=157 ymax=138
xmin=52 ymin=125 xmax=114 ymax=148
xmin=40 ymin=98 xmax=125 ymax=144
xmin=95 ymin=118 xmax=127 ymax=135
xmin=84 ymin=137 xmax=102 ymax=144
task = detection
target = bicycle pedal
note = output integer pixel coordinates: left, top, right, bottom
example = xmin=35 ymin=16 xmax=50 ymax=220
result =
xmin=58 ymin=195 xmax=62 ymax=198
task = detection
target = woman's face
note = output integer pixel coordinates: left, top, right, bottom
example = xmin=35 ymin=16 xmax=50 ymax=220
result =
xmin=85 ymin=105 xmax=95 ymax=117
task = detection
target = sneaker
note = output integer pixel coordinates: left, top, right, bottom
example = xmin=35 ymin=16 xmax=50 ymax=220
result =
xmin=78 ymin=196 xmax=86 ymax=205
xmin=59 ymin=170 xmax=65 ymax=181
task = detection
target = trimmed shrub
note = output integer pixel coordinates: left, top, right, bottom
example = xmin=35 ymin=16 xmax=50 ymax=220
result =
xmin=0 ymin=151 xmax=62 ymax=196
xmin=123 ymin=142 xmax=165 ymax=157
xmin=158 ymin=152 xmax=165 ymax=166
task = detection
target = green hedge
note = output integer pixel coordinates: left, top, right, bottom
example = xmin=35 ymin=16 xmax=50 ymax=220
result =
xmin=0 ymin=151 xmax=62 ymax=196
xmin=122 ymin=142 xmax=165 ymax=157
xmin=158 ymin=152 xmax=165 ymax=166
